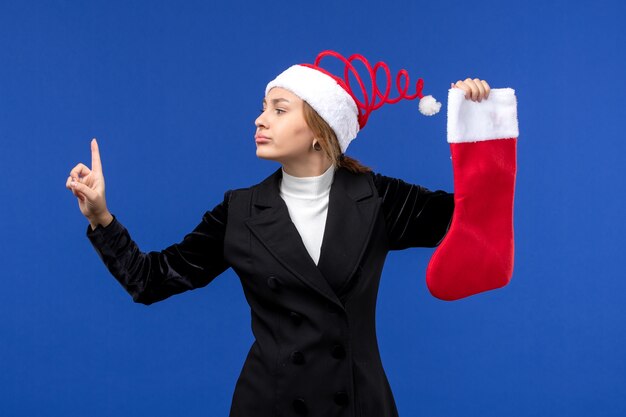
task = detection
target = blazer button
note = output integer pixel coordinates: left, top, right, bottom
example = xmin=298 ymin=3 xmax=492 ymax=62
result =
xmin=289 ymin=311 xmax=303 ymax=325
xmin=267 ymin=276 xmax=280 ymax=291
xmin=292 ymin=398 xmax=308 ymax=415
xmin=334 ymin=390 xmax=349 ymax=406
xmin=331 ymin=344 xmax=346 ymax=359
xmin=290 ymin=350 xmax=305 ymax=365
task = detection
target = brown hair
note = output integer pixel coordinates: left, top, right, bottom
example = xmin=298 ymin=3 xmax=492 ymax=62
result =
xmin=302 ymin=101 xmax=371 ymax=174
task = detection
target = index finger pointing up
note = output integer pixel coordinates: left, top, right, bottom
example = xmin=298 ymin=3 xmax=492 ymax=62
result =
xmin=91 ymin=138 xmax=103 ymax=173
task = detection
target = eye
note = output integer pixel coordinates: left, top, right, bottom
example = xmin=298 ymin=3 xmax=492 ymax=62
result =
xmin=275 ymin=108 xmax=285 ymax=115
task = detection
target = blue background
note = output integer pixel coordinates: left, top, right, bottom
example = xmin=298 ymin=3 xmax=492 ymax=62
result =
xmin=1 ymin=0 xmax=625 ymax=416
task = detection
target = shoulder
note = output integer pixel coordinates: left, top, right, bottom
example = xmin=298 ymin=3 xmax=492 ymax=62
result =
xmin=364 ymin=170 xmax=411 ymax=198
xmin=231 ymin=167 xmax=282 ymax=193
xmin=220 ymin=166 xmax=283 ymax=212
xmin=366 ymin=169 xmax=451 ymax=206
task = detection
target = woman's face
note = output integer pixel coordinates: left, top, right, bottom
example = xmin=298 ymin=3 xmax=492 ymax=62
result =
xmin=254 ymin=87 xmax=316 ymax=164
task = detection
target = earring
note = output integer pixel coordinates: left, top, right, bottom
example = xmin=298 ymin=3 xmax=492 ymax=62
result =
xmin=312 ymin=140 xmax=322 ymax=151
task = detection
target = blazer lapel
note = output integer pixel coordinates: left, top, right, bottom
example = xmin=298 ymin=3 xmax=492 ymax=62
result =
xmin=245 ymin=167 xmax=344 ymax=310
xmin=244 ymin=166 xmax=381 ymax=309
xmin=316 ymin=167 xmax=381 ymax=299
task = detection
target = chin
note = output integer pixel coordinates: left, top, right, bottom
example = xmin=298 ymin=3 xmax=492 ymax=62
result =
xmin=256 ymin=148 xmax=279 ymax=162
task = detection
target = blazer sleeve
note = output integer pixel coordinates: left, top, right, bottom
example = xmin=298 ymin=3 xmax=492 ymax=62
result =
xmin=86 ymin=190 xmax=232 ymax=305
xmin=371 ymin=173 xmax=454 ymax=250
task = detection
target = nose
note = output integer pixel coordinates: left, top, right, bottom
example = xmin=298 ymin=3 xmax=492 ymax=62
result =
xmin=255 ymin=111 xmax=267 ymax=129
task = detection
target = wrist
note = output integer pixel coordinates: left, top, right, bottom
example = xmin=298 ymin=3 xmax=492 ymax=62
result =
xmin=88 ymin=211 xmax=113 ymax=230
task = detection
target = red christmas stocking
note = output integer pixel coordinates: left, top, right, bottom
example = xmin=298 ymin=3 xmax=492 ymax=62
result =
xmin=426 ymin=88 xmax=519 ymax=301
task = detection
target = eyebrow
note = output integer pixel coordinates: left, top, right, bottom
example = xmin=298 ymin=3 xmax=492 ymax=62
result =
xmin=262 ymin=98 xmax=291 ymax=105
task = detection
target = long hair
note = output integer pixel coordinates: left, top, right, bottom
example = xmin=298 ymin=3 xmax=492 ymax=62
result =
xmin=302 ymin=101 xmax=371 ymax=174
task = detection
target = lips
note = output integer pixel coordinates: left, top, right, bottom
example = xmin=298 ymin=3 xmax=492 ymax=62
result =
xmin=255 ymin=134 xmax=271 ymax=144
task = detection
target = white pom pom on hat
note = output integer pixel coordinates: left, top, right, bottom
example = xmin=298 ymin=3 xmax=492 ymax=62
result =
xmin=418 ymin=95 xmax=442 ymax=116
xmin=265 ymin=50 xmax=441 ymax=153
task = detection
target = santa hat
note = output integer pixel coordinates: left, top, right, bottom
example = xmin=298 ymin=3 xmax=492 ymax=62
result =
xmin=265 ymin=50 xmax=441 ymax=153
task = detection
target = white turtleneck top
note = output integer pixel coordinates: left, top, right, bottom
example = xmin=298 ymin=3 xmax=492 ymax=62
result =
xmin=279 ymin=164 xmax=335 ymax=265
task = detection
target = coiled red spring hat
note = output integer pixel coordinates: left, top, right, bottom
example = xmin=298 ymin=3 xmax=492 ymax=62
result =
xmin=265 ymin=50 xmax=441 ymax=153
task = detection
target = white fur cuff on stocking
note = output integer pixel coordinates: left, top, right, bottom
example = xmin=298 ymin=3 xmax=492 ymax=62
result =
xmin=447 ymin=87 xmax=519 ymax=143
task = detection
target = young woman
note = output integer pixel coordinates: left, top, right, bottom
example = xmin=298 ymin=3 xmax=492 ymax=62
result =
xmin=66 ymin=51 xmax=517 ymax=417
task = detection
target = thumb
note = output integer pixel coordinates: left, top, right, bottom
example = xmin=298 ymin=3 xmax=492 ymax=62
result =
xmin=70 ymin=180 xmax=97 ymax=202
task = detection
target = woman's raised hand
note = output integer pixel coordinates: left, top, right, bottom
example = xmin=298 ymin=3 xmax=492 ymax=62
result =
xmin=451 ymin=78 xmax=491 ymax=102
xmin=66 ymin=138 xmax=113 ymax=229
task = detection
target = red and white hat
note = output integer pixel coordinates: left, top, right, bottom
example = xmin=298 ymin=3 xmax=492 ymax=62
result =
xmin=265 ymin=50 xmax=441 ymax=153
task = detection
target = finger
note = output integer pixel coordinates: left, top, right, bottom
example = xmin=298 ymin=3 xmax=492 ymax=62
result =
xmin=455 ymin=81 xmax=471 ymax=99
xmin=67 ymin=178 xmax=84 ymax=200
xmin=473 ymin=78 xmax=486 ymax=102
xmin=91 ymin=138 xmax=103 ymax=173
xmin=70 ymin=163 xmax=91 ymax=179
xmin=464 ymin=78 xmax=480 ymax=101
xmin=73 ymin=188 xmax=86 ymax=202
xmin=70 ymin=180 xmax=97 ymax=201
xmin=481 ymin=80 xmax=491 ymax=99
xmin=67 ymin=175 xmax=87 ymax=190
xmin=70 ymin=186 xmax=84 ymax=201
xmin=71 ymin=183 xmax=88 ymax=202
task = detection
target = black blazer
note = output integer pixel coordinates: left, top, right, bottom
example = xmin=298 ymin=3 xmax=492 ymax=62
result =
xmin=87 ymin=166 xmax=454 ymax=417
